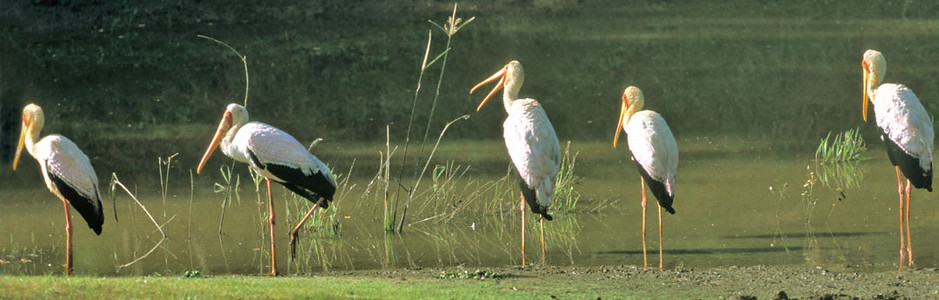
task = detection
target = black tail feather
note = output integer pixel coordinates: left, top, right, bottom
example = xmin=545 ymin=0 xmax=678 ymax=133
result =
xmin=516 ymin=173 xmax=553 ymax=221
xmin=248 ymin=150 xmax=337 ymax=207
xmin=883 ymin=134 xmax=933 ymax=192
xmin=48 ymin=171 xmax=103 ymax=235
xmin=634 ymin=162 xmax=676 ymax=215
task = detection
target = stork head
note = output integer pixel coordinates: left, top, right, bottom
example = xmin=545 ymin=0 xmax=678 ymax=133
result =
xmin=862 ymin=49 xmax=886 ymax=122
xmin=614 ymin=86 xmax=644 ymax=148
xmin=13 ymin=103 xmax=45 ymax=171
xmin=470 ymin=60 xmax=524 ymax=111
xmin=197 ymin=103 xmax=249 ymax=174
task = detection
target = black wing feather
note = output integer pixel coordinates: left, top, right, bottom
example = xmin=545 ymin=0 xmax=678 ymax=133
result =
xmin=634 ymin=160 xmax=676 ymax=214
xmin=516 ymin=170 xmax=553 ymax=221
xmin=248 ymin=150 xmax=336 ymax=208
xmin=883 ymin=134 xmax=933 ymax=191
xmin=47 ymin=166 xmax=104 ymax=235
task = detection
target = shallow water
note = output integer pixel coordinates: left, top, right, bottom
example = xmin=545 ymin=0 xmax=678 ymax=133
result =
xmin=1 ymin=139 xmax=936 ymax=276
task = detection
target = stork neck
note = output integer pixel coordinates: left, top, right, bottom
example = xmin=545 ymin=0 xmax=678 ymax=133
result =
xmin=220 ymin=122 xmax=244 ymax=158
xmin=624 ymin=102 xmax=644 ymax=126
xmin=867 ymin=74 xmax=881 ymax=102
xmin=502 ymin=87 xmax=520 ymax=112
xmin=24 ymin=123 xmax=42 ymax=159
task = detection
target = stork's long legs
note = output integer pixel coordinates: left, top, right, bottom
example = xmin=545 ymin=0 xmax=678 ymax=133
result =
xmin=520 ymin=194 xmax=526 ymax=266
xmin=63 ymin=200 xmax=73 ymax=276
xmin=266 ymin=178 xmax=278 ymax=276
xmin=640 ymin=177 xmax=648 ymax=271
xmin=540 ymin=217 xmax=546 ymax=264
xmin=657 ymin=202 xmax=663 ymax=270
xmin=289 ymin=197 xmax=325 ymax=259
xmin=894 ymin=167 xmax=906 ymax=270
xmin=904 ymin=179 xmax=913 ymax=267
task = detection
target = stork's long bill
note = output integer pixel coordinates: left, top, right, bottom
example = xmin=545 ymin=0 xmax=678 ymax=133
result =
xmin=613 ymin=93 xmax=630 ymax=148
xmin=12 ymin=116 xmax=29 ymax=171
xmin=469 ymin=64 xmax=508 ymax=111
xmin=197 ymin=110 xmax=233 ymax=174
xmin=862 ymin=60 xmax=870 ymax=122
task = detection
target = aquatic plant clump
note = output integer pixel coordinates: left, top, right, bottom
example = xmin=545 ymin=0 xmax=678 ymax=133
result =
xmin=814 ymin=127 xmax=868 ymax=190
xmin=552 ymin=141 xmax=581 ymax=214
xmin=815 ymin=127 xmax=867 ymax=163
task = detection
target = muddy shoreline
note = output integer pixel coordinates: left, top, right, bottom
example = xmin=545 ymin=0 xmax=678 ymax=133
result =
xmin=333 ymin=264 xmax=939 ymax=299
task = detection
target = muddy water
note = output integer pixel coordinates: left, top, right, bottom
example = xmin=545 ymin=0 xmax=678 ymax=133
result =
xmin=1 ymin=139 xmax=937 ymax=276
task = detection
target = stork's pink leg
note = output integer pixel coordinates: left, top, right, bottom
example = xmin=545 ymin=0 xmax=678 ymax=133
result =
xmin=904 ymin=179 xmax=913 ymax=267
xmin=641 ymin=177 xmax=648 ymax=271
xmin=540 ymin=217 xmax=546 ymax=264
xmin=63 ymin=200 xmax=73 ymax=276
xmin=520 ymin=193 xmax=526 ymax=266
xmin=657 ymin=203 xmax=663 ymax=270
xmin=894 ymin=166 xmax=905 ymax=270
xmin=266 ymin=178 xmax=278 ymax=276
xmin=289 ymin=197 xmax=325 ymax=259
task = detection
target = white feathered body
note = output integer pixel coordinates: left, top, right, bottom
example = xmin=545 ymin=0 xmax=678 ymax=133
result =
xmin=32 ymin=134 xmax=102 ymax=208
xmin=221 ymin=122 xmax=336 ymax=187
xmin=503 ymin=99 xmax=561 ymax=208
xmin=873 ymin=83 xmax=934 ymax=172
xmin=625 ymin=110 xmax=678 ymax=196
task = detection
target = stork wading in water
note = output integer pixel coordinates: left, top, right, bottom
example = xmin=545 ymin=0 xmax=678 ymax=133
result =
xmin=12 ymin=103 xmax=104 ymax=275
xmin=861 ymin=49 xmax=934 ymax=270
xmin=471 ymin=60 xmax=560 ymax=265
xmin=613 ymin=86 xmax=678 ymax=271
xmin=197 ymin=103 xmax=336 ymax=276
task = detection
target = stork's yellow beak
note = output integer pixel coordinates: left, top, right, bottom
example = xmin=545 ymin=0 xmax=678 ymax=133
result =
xmin=12 ymin=119 xmax=27 ymax=171
xmin=613 ymin=94 xmax=629 ymax=148
xmin=197 ymin=111 xmax=232 ymax=174
xmin=470 ymin=65 xmax=508 ymax=111
xmin=862 ymin=63 xmax=870 ymax=122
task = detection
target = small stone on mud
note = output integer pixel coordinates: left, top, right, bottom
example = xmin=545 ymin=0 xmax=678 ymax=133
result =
xmin=773 ymin=290 xmax=789 ymax=300
xmin=730 ymin=295 xmax=757 ymax=300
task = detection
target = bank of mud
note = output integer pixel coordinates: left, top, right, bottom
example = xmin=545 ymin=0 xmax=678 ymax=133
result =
xmin=335 ymin=264 xmax=939 ymax=299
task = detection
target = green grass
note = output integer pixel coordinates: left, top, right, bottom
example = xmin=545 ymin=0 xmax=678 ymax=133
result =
xmin=0 ymin=274 xmax=624 ymax=299
xmin=552 ymin=141 xmax=581 ymax=214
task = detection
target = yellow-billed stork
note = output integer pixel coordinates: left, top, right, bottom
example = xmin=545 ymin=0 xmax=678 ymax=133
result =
xmin=12 ymin=103 xmax=104 ymax=275
xmin=862 ymin=49 xmax=934 ymax=270
xmin=613 ymin=86 xmax=678 ymax=271
xmin=196 ymin=103 xmax=336 ymax=276
xmin=471 ymin=60 xmax=560 ymax=265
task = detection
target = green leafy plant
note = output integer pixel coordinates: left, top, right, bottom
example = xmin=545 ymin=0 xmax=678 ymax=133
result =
xmin=214 ymin=164 xmax=241 ymax=235
xmin=552 ymin=141 xmax=581 ymax=214
xmin=389 ymin=3 xmax=474 ymax=233
xmin=815 ymin=127 xmax=867 ymax=190
xmin=815 ymin=127 xmax=867 ymax=163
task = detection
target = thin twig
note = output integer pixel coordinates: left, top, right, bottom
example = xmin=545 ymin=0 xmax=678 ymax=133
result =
xmin=396 ymin=115 xmax=470 ymax=232
xmin=397 ymin=3 xmax=473 ymax=232
xmin=197 ymin=34 xmax=250 ymax=107
xmin=110 ymin=173 xmax=168 ymax=270
xmin=390 ymin=29 xmax=434 ymax=232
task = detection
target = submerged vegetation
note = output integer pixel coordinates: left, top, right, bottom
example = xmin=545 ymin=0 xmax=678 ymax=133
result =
xmin=814 ymin=127 xmax=867 ymax=190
